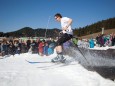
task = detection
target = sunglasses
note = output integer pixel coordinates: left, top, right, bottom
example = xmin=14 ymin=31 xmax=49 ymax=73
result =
xmin=55 ymin=17 xmax=58 ymax=20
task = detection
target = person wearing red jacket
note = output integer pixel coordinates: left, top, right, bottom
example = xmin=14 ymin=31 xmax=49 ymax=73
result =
xmin=38 ymin=40 xmax=44 ymax=56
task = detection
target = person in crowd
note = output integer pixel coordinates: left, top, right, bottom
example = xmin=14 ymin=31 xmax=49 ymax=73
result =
xmin=1 ymin=41 xmax=9 ymax=56
xmin=0 ymin=42 xmax=1 ymax=54
xmin=48 ymin=40 xmax=56 ymax=55
xmin=108 ymin=34 xmax=112 ymax=46
xmin=99 ymin=34 xmax=105 ymax=47
xmin=8 ymin=41 xmax=15 ymax=56
xmin=77 ymin=38 xmax=83 ymax=47
xmin=72 ymin=37 xmax=78 ymax=46
xmin=17 ymin=41 xmax=21 ymax=54
xmin=89 ymin=38 xmax=95 ymax=48
xmin=38 ymin=40 xmax=44 ymax=56
xmin=26 ymin=39 xmax=31 ymax=52
xmin=83 ymin=39 xmax=89 ymax=48
xmin=37 ymin=38 xmax=41 ymax=54
xmin=43 ymin=42 xmax=49 ymax=56
xmin=111 ymin=33 xmax=115 ymax=46
xmin=0 ymin=41 xmax=5 ymax=56
xmin=14 ymin=40 xmax=21 ymax=54
xmin=62 ymin=40 xmax=72 ymax=55
xmin=0 ymin=41 xmax=3 ymax=57
xmin=96 ymin=34 xmax=100 ymax=47
xmin=104 ymin=34 xmax=110 ymax=46
xmin=31 ymin=40 xmax=37 ymax=54
xmin=63 ymin=40 xmax=71 ymax=50
xmin=34 ymin=39 xmax=39 ymax=54
xmin=48 ymin=46 xmax=54 ymax=55
xmin=20 ymin=40 xmax=27 ymax=53
xmin=103 ymin=34 xmax=107 ymax=45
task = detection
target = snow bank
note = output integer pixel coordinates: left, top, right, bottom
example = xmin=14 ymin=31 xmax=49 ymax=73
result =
xmin=0 ymin=53 xmax=115 ymax=86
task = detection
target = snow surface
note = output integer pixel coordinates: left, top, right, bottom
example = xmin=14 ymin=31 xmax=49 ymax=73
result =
xmin=89 ymin=46 xmax=115 ymax=50
xmin=0 ymin=51 xmax=115 ymax=86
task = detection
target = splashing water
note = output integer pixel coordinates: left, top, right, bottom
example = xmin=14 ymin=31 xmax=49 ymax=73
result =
xmin=63 ymin=47 xmax=115 ymax=79
xmin=64 ymin=47 xmax=115 ymax=67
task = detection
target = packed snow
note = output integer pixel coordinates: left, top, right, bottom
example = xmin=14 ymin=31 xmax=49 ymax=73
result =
xmin=0 ymin=51 xmax=115 ymax=86
xmin=89 ymin=46 xmax=115 ymax=50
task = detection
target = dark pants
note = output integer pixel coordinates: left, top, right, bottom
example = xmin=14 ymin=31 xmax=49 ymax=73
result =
xmin=56 ymin=33 xmax=73 ymax=46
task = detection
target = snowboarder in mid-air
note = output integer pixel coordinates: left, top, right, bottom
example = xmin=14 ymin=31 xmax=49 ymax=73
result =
xmin=51 ymin=13 xmax=73 ymax=63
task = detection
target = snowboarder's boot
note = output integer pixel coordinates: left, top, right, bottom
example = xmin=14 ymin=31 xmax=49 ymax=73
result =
xmin=59 ymin=55 xmax=66 ymax=63
xmin=51 ymin=55 xmax=60 ymax=63
xmin=51 ymin=52 xmax=66 ymax=63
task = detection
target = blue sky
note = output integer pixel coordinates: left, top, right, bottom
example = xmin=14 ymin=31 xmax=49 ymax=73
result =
xmin=0 ymin=0 xmax=115 ymax=32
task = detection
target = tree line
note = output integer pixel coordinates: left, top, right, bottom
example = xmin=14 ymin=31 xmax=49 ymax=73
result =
xmin=74 ymin=17 xmax=115 ymax=36
xmin=0 ymin=17 xmax=115 ymax=38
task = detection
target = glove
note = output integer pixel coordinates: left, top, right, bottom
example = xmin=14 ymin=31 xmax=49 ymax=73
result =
xmin=59 ymin=31 xmax=63 ymax=37
xmin=59 ymin=31 xmax=63 ymax=35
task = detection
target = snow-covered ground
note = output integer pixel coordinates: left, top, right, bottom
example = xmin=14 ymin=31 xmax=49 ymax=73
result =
xmin=89 ymin=46 xmax=115 ymax=50
xmin=0 ymin=51 xmax=115 ymax=86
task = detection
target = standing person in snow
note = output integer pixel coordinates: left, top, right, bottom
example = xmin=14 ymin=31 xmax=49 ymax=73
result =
xmin=43 ymin=42 xmax=49 ymax=56
xmin=38 ymin=40 xmax=44 ymax=56
xmin=52 ymin=13 xmax=73 ymax=62
xmin=89 ymin=38 xmax=95 ymax=48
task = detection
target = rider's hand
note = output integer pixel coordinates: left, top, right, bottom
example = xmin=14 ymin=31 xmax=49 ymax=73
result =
xmin=59 ymin=31 xmax=63 ymax=35
xmin=62 ymin=26 xmax=67 ymax=31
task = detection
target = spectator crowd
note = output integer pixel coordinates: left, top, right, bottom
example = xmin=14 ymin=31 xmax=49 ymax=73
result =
xmin=0 ymin=33 xmax=115 ymax=57
xmin=77 ymin=33 xmax=115 ymax=48
xmin=0 ymin=37 xmax=56 ymax=57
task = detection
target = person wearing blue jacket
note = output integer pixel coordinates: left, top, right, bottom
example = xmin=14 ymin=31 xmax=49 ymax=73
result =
xmin=43 ymin=42 xmax=49 ymax=56
xmin=89 ymin=38 xmax=95 ymax=48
